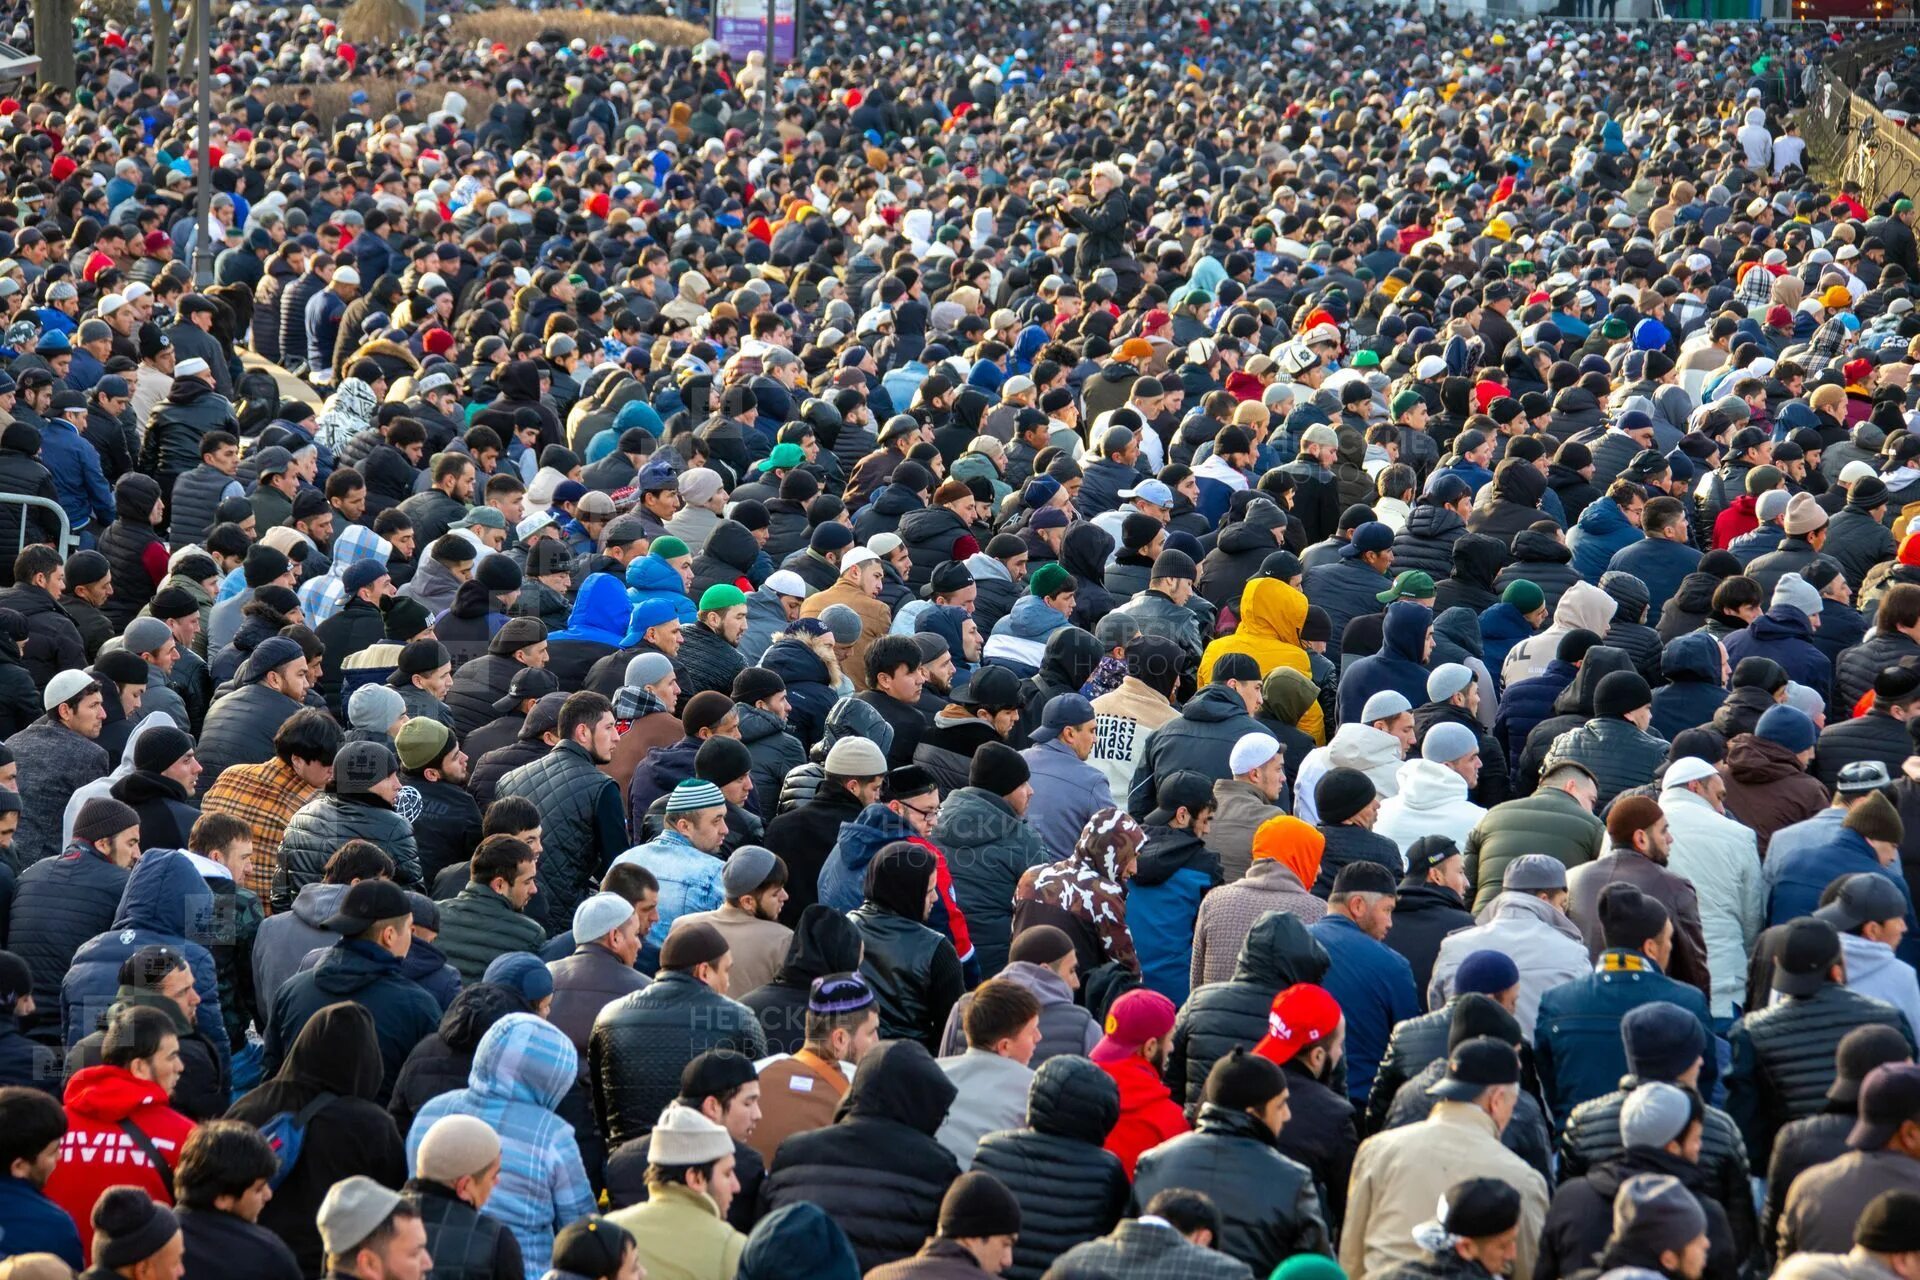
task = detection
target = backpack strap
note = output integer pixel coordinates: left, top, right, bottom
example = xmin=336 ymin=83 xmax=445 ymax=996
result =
xmin=293 ymin=1091 xmax=336 ymax=1127
xmin=118 ymin=1119 xmax=175 ymax=1199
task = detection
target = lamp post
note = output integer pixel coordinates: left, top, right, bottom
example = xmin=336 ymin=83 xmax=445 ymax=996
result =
xmin=760 ymin=0 xmax=776 ymax=150
xmin=192 ymin=0 xmax=214 ymax=288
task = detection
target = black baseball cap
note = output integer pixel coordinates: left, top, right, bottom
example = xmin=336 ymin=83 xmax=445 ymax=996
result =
xmin=1773 ymin=917 xmax=1843 ymax=998
xmin=1850 ymin=1064 xmax=1920 ymax=1151
xmin=953 ymin=665 xmax=1023 ymax=710
xmin=323 ymin=879 xmax=413 ymax=934
xmin=1817 ymin=873 xmax=1910 ymax=934
xmin=1429 ymin=1036 xmax=1521 ymax=1101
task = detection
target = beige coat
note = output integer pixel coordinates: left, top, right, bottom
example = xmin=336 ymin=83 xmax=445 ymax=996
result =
xmin=1342 ymin=1101 xmax=1550 ymax=1280
xmin=672 ymin=903 xmax=792 ymax=1001
xmin=1090 ymin=677 xmax=1180 ymax=801
xmin=1206 ymin=779 xmax=1285 ymax=883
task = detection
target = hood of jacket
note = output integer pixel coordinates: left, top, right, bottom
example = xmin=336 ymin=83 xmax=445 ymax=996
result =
xmin=445 ymin=577 xmax=497 ymax=622
xmin=735 ymin=701 xmax=791 ymax=748
xmin=437 ymin=980 xmax=527 ymax=1054
xmin=1661 ymin=631 xmax=1724 ymax=684
xmin=1404 ymin=501 xmax=1466 ymax=542
xmin=1382 ymin=601 xmax=1433 ymax=663
xmin=1231 ymin=909 xmax=1331 ymax=988
xmin=1262 ymin=667 xmax=1319 ymax=725
xmin=1027 ymin=1054 xmax=1121 ymax=1143
xmin=1490 ymin=459 xmax=1547 ymax=508
xmin=1040 ymin=624 xmax=1103 ymax=689
xmin=836 ymin=802 xmax=916 ymax=883
xmin=1726 ymin=732 xmax=1809 ymax=783
xmin=65 ymin=1064 xmax=170 ymax=1123
xmin=870 ymin=483 xmax=924 ymax=519
xmin=1482 ymin=889 xmax=1584 ymax=941
xmin=1433 ymin=605 xmax=1485 ymax=660
xmin=1060 ymin=523 xmax=1116 ymax=583
xmin=1328 ymin=721 xmax=1404 ymax=772
xmin=837 ymin=1038 xmax=958 ymax=1136
xmin=627 ymin=554 xmax=690 ymax=597
xmin=1841 ymin=932 xmax=1903 ymax=990
xmin=278 ymin=998 xmax=384 ymax=1098
xmin=1670 ymin=571 xmax=1720 ymax=618
xmin=702 ymin=519 xmax=761 ymax=571
xmin=1394 ymin=758 xmax=1472 ymax=810
xmin=496 ymin=360 xmax=541 ymax=402
xmin=1001 ymin=594 xmax=1072 ymax=642
xmin=1576 ymin=496 xmax=1635 ymax=539
xmin=1510 ymin=527 xmax=1573 ymax=566
xmin=1218 ymin=518 xmax=1278 ymax=556
xmin=292 ymin=882 xmax=350 ymax=928
xmin=1240 ymin=577 xmax=1308 ymax=648
xmin=558 ymin=572 xmax=633 ymax=642
xmin=964 ymin=551 xmax=1011 ymax=584
xmin=1131 ymin=822 xmax=1214 ymax=888
xmin=312 ymin=937 xmax=406 ymax=1000
xmin=1450 ymin=533 xmax=1506 ymax=590
xmin=1749 ymin=607 xmax=1814 ymax=643
xmin=1553 ymin=580 xmax=1620 ymax=635
xmin=1553 ymin=644 xmax=1637 ymax=715
xmin=112 ymin=848 xmax=215 ymax=938
xmin=1184 ymin=682 xmax=1253 ymax=725
xmin=468 ymin=1011 xmax=576 ymax=1109
xmin=774 ymin=903 xmax=867 ymax=987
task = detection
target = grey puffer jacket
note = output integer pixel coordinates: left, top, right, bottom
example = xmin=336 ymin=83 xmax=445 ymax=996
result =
xmin=1543 ymin=716 xmax=1670 ymax=807
xmin=1390 ymin=501 xmax=1467 ymax=582
xmin=274 ymin=790 xmax=423 ymax=911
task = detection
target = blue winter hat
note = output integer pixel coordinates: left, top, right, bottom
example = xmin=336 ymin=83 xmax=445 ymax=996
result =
xmin=482 ymin=951 xmax=554 ymax=1006
xmin=1756 ymin=704 xmax=1817 ymax=755
xmin=738 ymin=1203 xmax=861 ymax=1280
xmin=1455 ymin=950 xmax=1521 ymax=996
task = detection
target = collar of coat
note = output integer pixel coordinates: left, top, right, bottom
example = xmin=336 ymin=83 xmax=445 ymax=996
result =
xmin=1598 ymin=949 xmax=1660 ymax=975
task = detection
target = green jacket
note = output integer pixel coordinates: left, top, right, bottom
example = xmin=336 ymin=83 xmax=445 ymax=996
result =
xmin=1462 ymin=787 xmax=1606 ymax=912
xmin=435 ymin=880 xmax=548 ymax=985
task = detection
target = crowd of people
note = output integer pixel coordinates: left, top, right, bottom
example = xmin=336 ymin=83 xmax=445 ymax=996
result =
xmin=2 ymin=1 xmax=1920 ymax=1279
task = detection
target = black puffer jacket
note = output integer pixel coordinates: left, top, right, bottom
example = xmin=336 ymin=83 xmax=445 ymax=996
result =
xmin=689 ymin=519 xmax=764 ymax=598
xmin=1493 ymin=527 xmax=1582 ymax=613
xmin=1837 ymin=631 xmax=1920 ymax=717
xmin=588 ymin=968 xmax=768 ymax=1148
xmin=1538 ymin=1146 xmax=1737 ymax=1280
xmin=758 ymin=1039 xmax=960 ymax=1274
xmin=1132 ymin=1103 xmax=1332 ymax=1277
xmin=8 ymin=844 xmax=130 ymax=1014
xmin=674 ymin=620 xmax=746 ymax=704
xmin=1391 ymin=501 xmax=1467 ymax=582
xmin=1761 ymin=1106 xmax=1853 ymax=1263
xmin=274 ymin=789 xmax=423 ymax=909
xmin=1366 ymin=1000 xmax=1456 ymax=1133
xmin=1169 ymin=911 xmax=1331 ymax=1104
xmin=1727 ymin=983 xmax=1917 ymax=1166
xmin=1559 ymin=1077 xmax=1756 ymax=1261
xmin=443 ymin=653 xmax=528 ymax=739
xmin=1811 ymin=707 xmax=1917 ymax=790
xmin=898 ymin=505 xmax=977 ymax=591
xmin=1380 ymin=1058 xmax=1553 ymax=1185
xmin=970 ymin=1056 xmax=1131 ymax=1280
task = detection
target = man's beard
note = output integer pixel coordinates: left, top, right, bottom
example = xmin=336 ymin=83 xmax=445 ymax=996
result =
xmin=928 ymin=673 xmax=952 ymax=697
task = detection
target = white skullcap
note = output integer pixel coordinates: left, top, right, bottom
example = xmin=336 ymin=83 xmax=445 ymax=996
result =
xmin=1229 ymin=731 xmax=1282 ymax=776
xmin=1361 ymin=690 xmax=1411 ymax=723
xmin=573 ymin=891 xmax=637 ymax=943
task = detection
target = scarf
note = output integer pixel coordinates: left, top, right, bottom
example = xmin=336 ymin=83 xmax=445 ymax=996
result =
xmin=613 ymin=683 xmax=672 ymax=721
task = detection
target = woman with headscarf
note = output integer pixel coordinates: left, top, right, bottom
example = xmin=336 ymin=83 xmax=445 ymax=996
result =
xmin=848 ymin=841 xmax=964 ymax=1050
xmin=227 ymin=1002 xmax=408 ymax=1277
xmin=1013 ymin=807 xmax=1144 ymax=980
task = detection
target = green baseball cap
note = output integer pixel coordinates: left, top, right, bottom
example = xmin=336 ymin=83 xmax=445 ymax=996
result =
xmin=1377 ymin=570 xmax=1436 ymax=604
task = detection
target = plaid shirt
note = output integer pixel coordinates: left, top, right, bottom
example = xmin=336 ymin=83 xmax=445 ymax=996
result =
xmin=201 ymin=756 xmax=317 ymax=905
xmin=299 ymin=523 xmax=392 ymax=627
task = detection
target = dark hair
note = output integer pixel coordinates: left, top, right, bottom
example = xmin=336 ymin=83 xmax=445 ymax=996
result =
xmin=602 ymin=862 xmax=659 ymax=901
xmin=1643 ymin=496 xmax=1686 ymax=537
xmin=434 ymin=452 xmax=473 ymax=483
xmin=485 ymin=473 xmax=526 ymax=498
xmin=102 ymin=1004 xmax=178 ymax=1068
xmin=962 ymin=977 xmax=1042 ymax=1049
xmin=117 ymin=945 xmax=187 ymax=990
xmin=175 ymin=1120 xmax=279 ymax=1209
xmin=1882 ymin=583 xmax=1920 ymax=634
xmin=206 ymin=523 xmax=252 ymax=560
xmin=1606 ymin=478 xmax=1644 ymax=506
xmin=323 ymin=839 xmax=396 ymax=884
xmin=325 ymin=467 xmax=365 ymax=499
xmin=483 ymin=796 xmax=541 ymax=838
xmin=1712 ymin=576 xmax=1763 ymax=614
xmin=373 ymin=508 xmax=414 ymax=538
xmin=1143 ymin=1188 xmax=1223 ymax=1240
xmin=12 ymin=544 xmax=60 ymax=585
xmin=647 ymin=1157 xmax=726 ymax=1190
xmin=560 ymin=691 xmax=612 ymax=743
xmin=472 ymin=834 xmax=535 ymax=887
xmin=200 ymin=430 xmax=237 ymax=457
xmin=866 ymin=634 xmax=922 ymax=685
xmin=275 ymin=707 xmax=344 ymax=767
xmin=0 ymin=1086 xmax=66 ymax=1166
xmin=387 ymin=418 xmax=427 ymax=449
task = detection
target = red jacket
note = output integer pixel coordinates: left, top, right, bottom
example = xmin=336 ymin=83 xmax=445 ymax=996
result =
xmin=1713 ymin=493 xmax=1760 ymax=549
xmin=1099 ymin=1053 xmax=1189 ymax=1178
xmin=43 ymin=1065 xmax=195 ymax=1261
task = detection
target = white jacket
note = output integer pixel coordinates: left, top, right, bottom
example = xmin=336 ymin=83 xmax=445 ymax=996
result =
xmin=1295 ymin=722 xmax=1404 ymax=826
xmin=1376 ymin=759 xmax=1486 ymax=856
xmin=1501 ymin=581 xmax=1618 ymax=686
xmin=1429 ymin=891 xmax=1593 ymax=1039
xmin=1661 ymin=786 xmax=1764 ymax=1020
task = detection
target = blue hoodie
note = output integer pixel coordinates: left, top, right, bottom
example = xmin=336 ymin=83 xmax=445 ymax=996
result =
xmin=1337 ymin=602 xmax=1434 ymax=725
xmin=982 ymin=595 xmax=1071 ymax=677
xmin=624 ymin=554 xmax=699 ymax=636
xmin=1568 ymin=496 xmax=1644 ymax=583
xmin=548 ymin=573 xmax=631 ymax=649
xmin=1478 ymin=601 xmax=1537 ymax=684
xmin=1650 ymin=632 xmax=1728 ymax=741
xmin=62 ymin=850 xmax=230 ymax=1064
xmin=821 ymin=803 xmax=917 ymax=913
xmin=408 ymin=1014 xmax=596 ymax=1273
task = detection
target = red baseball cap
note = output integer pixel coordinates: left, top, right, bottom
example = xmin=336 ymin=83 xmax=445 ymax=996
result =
xmin=1253 ymin=984 xmax=1343 ymax=1066
xmin=1089 ymin=989 xmax=1176 ymax=1064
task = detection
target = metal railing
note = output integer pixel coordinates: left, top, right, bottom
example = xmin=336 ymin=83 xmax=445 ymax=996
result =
xmin=0 ymin=493 xmax=75 ymax=562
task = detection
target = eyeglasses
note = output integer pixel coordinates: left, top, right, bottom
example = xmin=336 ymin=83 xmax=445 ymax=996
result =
xmin=899 ymin=801 xmax=940 ymax=821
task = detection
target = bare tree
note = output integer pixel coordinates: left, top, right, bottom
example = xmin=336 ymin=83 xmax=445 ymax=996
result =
xmin=149 ymin=0 xmax=174 ymax=80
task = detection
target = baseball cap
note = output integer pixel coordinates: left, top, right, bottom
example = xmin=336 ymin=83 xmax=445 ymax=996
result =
xmin=1089 ymin=988 xmax=1177 ymax=1064
xmin=1816 ymin=872 xmax=1910 ymax=934
xmin=1429 ymin=1036 xmax=1522 ymax=1100
xmin=1773 ymin=917 xmax=1843 ymax=998
xmin=1030 ymin=692 xmax=1096 ymax=743
xmin=1851 ymin=1064 xmax=1920 ymax=1151
xmin=1119 ymin=479 xmax=1175 ymax=507
xmin=1253 ymin=983 xmax=1343 ymax=1066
